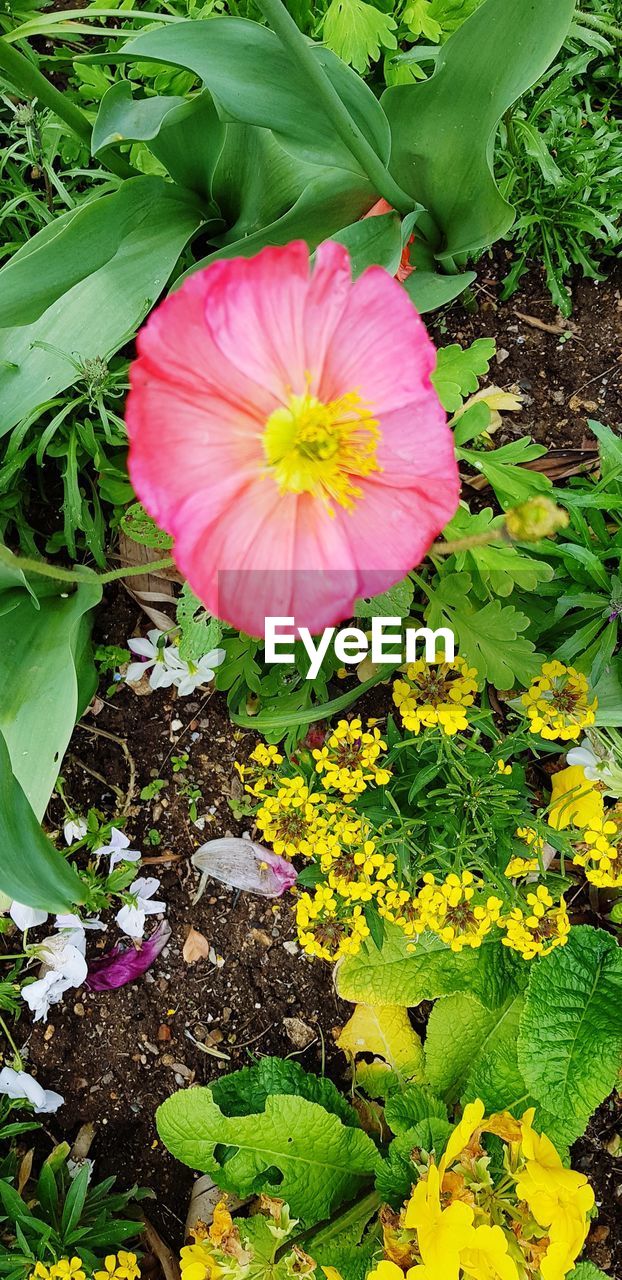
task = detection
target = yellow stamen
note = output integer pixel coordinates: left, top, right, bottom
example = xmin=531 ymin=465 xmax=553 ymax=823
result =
xmin=262 ymin=389 xmax=381 ymax=513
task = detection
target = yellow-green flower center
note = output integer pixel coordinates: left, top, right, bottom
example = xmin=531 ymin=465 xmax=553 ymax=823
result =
xmin=262 ymin=389 xmax=381 ymax=513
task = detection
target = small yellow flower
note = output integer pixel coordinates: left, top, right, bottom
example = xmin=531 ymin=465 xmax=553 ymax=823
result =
xmin=94 ymin=1253 xmax=140 ymax=1280
xmin=313 ymin=718 xmax=391 ymax=800
xmin=392 ymin=656 xmax=478 ymax=737
xmin=404 ymin=1163 xmax=475 ymax=1278
xmin=497 ymin=760 xmax=512 ymax=775
xmin=548 ymin=765 xmax=604 ymax=830
xmin=28 ymin=1267 xmax=52 ymax=1280
xmin=50 ymin=1262 xmax=86 ymax=1280
xmin=522 ymin=663 xmax=596 ymax=742
xmin=296 ymin=886 xmax=369 ymax=961
xmin=500 ymin=887 xmax=570 ymax=960
xmin=256 ymin=778 xmax=334 ymax=858
xmin=516 ymin=1109 xmax=594 ymax=1278
xmin=179 ymin=1242 xmax=219 ymax=1280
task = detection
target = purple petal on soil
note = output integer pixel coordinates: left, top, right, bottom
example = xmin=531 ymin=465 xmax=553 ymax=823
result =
xmin=86 ymin=921 xmax=171 ymax=991
xmin=192 ymin=838 xmax=297 ymax=897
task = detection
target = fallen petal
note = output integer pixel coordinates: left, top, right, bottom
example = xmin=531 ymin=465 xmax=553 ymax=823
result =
xmin=86 ymin=921 xmax=171 ymax=991
xmin=192 ymin=838 xmax=297 ymax=898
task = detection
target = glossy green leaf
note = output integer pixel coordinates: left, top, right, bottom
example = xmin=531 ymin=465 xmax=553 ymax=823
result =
xmin=96 ymin=17 xmax=391 ymax=173
xmin=0 ymin=177 xmax=204 ymax=435
xmin=0 ymin=732 xmax=85 ymax=913
xmin=382 ymin=0 xmax=576 ymax=259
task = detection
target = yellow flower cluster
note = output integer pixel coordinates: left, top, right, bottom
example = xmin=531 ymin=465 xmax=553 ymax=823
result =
xmin=522 ymin=661 xmax=597 ymax=741
xmin=296 ymin=885 xmax=370 ymax=961
xmin=313 ymin=717 xmax=391 ymax=799
xmin=180 ymin=1202 xmax=242 ymax=1280
xmin=505 ymin=826 xmax=544 ymax=877
xmin=256 ymin=777 xmax=336 ymax=858
xmin=379 ymin=871 xmax=504 ymax=953
xmin=574 ymin=807 xmax=622 ymax=888
xmin=367 ymin=1098 xmax=593 ymax=1280
xmin=501 ymin=886 xmax=570 ymax=960
xmin=28 ymin=1257 xmax=139 ymax=1280
xmin=235 ymin=742 xmax=283 ymax=797
xmin=392 ymin=656 xmax=478 ymax=736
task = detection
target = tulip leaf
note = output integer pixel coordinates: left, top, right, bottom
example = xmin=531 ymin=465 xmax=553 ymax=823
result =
xmin=0 ymin=731 xmax=85 ymax=913
xmin=0 ymin=555 xmax=101 ymax=820
xmin=0 ymin=177 xmax=205 ymax=435
xmin=382 ymin=0 xmax=576 ymax=259
xmin=90 ymin=17 xmax=391 ymax=173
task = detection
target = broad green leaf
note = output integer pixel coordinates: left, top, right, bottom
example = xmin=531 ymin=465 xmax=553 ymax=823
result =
xmin=403 ymin=264 xmax=476 ymax=314
xmin=432 ymin=339 xmax=496 ymax=412
xmin=0 ymin=732 xmax=85 ymax=913
xmin=337 ymin=1004 xmax=424 ymax=1082
xmin=442 ymin=507 xmax=555 ymax=598
xmin=569 ymin=1266 xmax=611 ymax=1280
xmin=0 ymin=177 xmax=204 ymax=435
xmin=98 ymin=18 xmax=391 ymax=173
xmin=0 ymin=558 xmax=101 ymax=819
xmin=210 ymin=1057 xmax=358 ymax=1128
xmin=91 ymin=82 xmax=187 ymax=155
xmin=518 ymin=926 xmax=622 ymax=1141
xmin=156 ymin=1088 xmax=379 ymax=1224
xmin=323 ymin=0 xmax=397 ymax=74
xmin=375 ymin=1117 xmax=452 ymax=1204
xmin=328 ymin=211 xmax=403 ymax=278
xmin=336 ymin=921 xmax=519 ymax=1009
xmin=382 ymin=0 xmax=576 ymax=258
xmin=424 ymin=992 xmax=522 ymax=1102
xmin=593 ymin=658 xmax=622 ymax=727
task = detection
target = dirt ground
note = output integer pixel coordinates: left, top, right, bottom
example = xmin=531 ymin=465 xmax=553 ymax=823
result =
xmin=13 ymin=259 xmax=622 ymax=1270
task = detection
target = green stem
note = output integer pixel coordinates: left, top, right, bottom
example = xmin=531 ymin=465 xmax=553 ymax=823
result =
xmin=0 ymin=545 xmax=175 ymax=587
xmin=0 ymin=1015 xmax=21 ymax=1064
xmin=254 ymin=0 xmax=416 ymax=216
xmin=0 ymin=37 xmax=134 ymax=181
xmin=431 ymin=528 xmax=505 ymax=556
xmin=575 ymin=9 xmax=622 ymax=39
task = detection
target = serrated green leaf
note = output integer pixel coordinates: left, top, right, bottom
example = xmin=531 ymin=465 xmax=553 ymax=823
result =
xmin=120 ymin=503 xmax=173 ymax=551
xmin=176 ymin=582 xmax=223 ymax=663
xmin=442 ymin=507 xmax=554 ymax=598
xmin=432 ymin=339 xmax=496 ymax=412
xmin=568 ymin=1264 xmax=611 ymax=1280
xmin=425 ymin=572 xmax=541 ymax=688
xmin=156 ymin=1088 xmax=379 ymax=1225
xmin=323 ymin=0 xmax=397 ymax=73
xmin=336 ymin=921 xmax=519 ymax=1010
xmin=356 ymin=576 xmax=414 ymax=618
xmin=384 ymin=1085 xmax=448 ymax=1135
xmin=518 ymin=926 xmax=622 ymax=1142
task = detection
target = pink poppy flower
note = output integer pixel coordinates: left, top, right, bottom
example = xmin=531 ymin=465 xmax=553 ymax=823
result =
xmin=126 ymin=241 xmax=459 ymax=637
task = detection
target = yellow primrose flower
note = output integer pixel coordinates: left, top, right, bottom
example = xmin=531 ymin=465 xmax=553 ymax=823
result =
xmin=404 ymin=1163 xmax=475 ymax=1279
xmin=515 ymin=1113 xmax=594 ymax=1280
xmin=459 ymin=1223 xmax=519 ymax=1280
xmin=50 ymin=1262 xmax=86 ymax=1280
xmin=179 ymin=1242 xmax=219 ymax=1280
xmin=392 ymin=656 xmax=478 ymax=737
xmin=521 ymin=662 xmax=597 ymax=742
xmin=442 ymin=1098 xmax=486 ymax=1170
xmin=313 ymin=718 xmax=392 ymax=800
xmin=548 ymin=765 xmax=604 ymax=831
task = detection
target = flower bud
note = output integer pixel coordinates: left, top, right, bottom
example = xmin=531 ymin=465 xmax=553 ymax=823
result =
xmin=505 ymin=497 xmax=569 ymax=542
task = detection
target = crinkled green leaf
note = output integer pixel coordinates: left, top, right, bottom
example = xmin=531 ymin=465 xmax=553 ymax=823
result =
xmin=156 ymin=1088 xmax=379 ymax=1225
xmin=384 ymin=1084 xmax=448 ymax=1135
xmin=375 ymin=1117 xmax=451 ymax=1205
xmin=336 ymin=921 xmax=520 ymax=1009
xmin=425 ymin=992 xmax=524 ymax=1103
xmin=518 ymin=926 xmax=622 ymax=1141
xmin=323 ymin=0 xmax=397 ymax=74
xmin=432 ymin=339 xmax=496 ymax=412
xmin=568 ymin=1265 xmax=611 ymax=1280
xmin=210 ymin=1057 xmax=358 ymax=1128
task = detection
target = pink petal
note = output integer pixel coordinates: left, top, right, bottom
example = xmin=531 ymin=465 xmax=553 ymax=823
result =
xmin=86 ymin=922 xmax=171 ymax=991
xmin=192 ymin=838 xmax=297 ymax=897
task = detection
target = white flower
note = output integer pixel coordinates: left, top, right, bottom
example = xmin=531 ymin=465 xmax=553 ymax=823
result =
xmin=126 ymin=629 xmax=180 ymax=691
xmin=166 ymin=647 xmax=226 ymax=697
xmin=55 ymin=913 xmax=106 ymax=952
xmin=0 ymin=1067 xmax=64 ymax=1114
xmin=23 ymin=932 xmax=88 ymax=1022
xmin=95 ymin=827 xmax=141 ymax=871
xmin=64 ymin=816 xmax=87 ymax=845
xmin=9 ymin=901 xmax=48 ymax=932
xmin=566 ymin=735 xmax=621 ymax=794
xmin=116 ymin=876 xmax=166 ymax=939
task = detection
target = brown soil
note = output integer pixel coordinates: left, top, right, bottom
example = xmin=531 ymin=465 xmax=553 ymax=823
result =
xmin=10 ymin=260 xmax=622 ymax=1270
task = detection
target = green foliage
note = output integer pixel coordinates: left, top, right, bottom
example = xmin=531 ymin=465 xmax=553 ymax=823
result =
xmin=323 ymin=0 xmax=397 ymax=74
xmin=336 ymin=921 xmax=521 ymax=1009
xmin=176 ymin=582 xmax=223 ymax=663
xmin=210 ymin=1056 xmax=359 ymax=1127
xmin=0 ymin=1147 xmax=148 ymax=1277
xmin=157 ymin=1081 xmax=380 ymax=1225
xmin=431 ymin=338 xmax=495 ymax=412
xmin=517 ymin=926 xmax=622 ymax=1142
